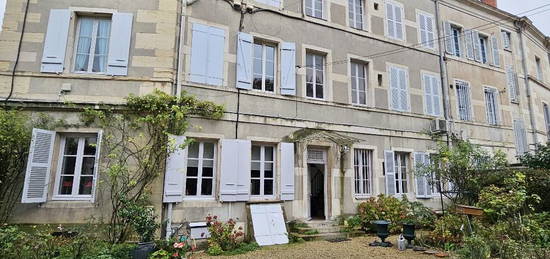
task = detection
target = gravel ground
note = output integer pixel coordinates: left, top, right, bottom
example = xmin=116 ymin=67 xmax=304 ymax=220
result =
xmin=197 ymin=235 xmax=443 ymax=259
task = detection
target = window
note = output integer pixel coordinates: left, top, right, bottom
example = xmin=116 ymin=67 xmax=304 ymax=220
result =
xmin=305 ymin=0 xmax=323 ymax=19
xmin=418 ymin=13 xmax=435 ymax=49
xmin=354 ymin=149 xmax=372 ymax=197
xmin=253 ymin=42 xmax=276 ymax=92
xmin=479 ymin=34 xmax=489 ymax=64
xmin=513 ymin=119 xmax=529 ymax=155
xmin=348 ymin=0 xmax=364 ymax=30
xmin=394 ymin=152 xmax=408 ymax=194
xmin=256 ymin=0 xmax=281 ymax=8
xmin=484 ymin=87 xmax=499 ymax=125
xmin=350 ymin=61 xmax=367 ymax=105
xmin=389 ymin=66 xmax=409 ymax=112
xmin=54 ymin=134 xmax=99 ymax=199
xmin=456 ymin=80 xmax=473 ymax=121
xmin=506 ymin=65 xmax=519 ymax=103
xmin=74 ymin=17 xmax=111 ymax=73
xmin=251 ymin=145 xmax=275 ymax=197
xmin=544 ymin=103 xmax=550 ymax=141
xmin=501 ymin=30 xmax=512 ymax=50
xmin=446 ymin=24 xmax=462 ymax=57
xmin=536 ymin=57 xmax=543 ymax=81
xmin=423 ymin=73 xmax=442 ymax=116
xmin=306 ymin=52 xmax=325 ymax=99
xmin=0 ymin=0 xmax=6 ymax=32
xmin=385 ymin=1 xmax=404 ymax=40
xmin=189 ymin=23 xmax=225 ymax=86
xmin=185 ymin=141 xmax=215 ymax=197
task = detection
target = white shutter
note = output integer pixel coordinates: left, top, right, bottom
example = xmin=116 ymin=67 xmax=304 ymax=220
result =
xmin=207 ymin=26 xmax=226 ymax=86
xmin=543 ymin=104 xmax=550 ymax=137
xmin=414 ymin=152 xmax=427 ymax=198
xmin=280 ymin=42 xmax=296 ymax=96
xmin=513 ymin=120 xmax=528 ymax=155
xmin=418 ymin=14 xmax=427 ymax=47
xmin=384 ymin=150 xmax=396 ymax=196
xmin=425 ymin=15 xmax=434 ymax=48
xmin=189 ymin=23 xmax=209 ymax=84
xmin=219 ymin=139 xmax=250 ymax=202
xmin=394 ymin=5 xmax=403 ymax=40
xmin=163 ymin=135 xmax=187 ymax=203
xmin=251 ymin=204 xmax=288 ymax=246
xmin=490 ymin=36 xmax=500 ymax=67
xmin=444 ymin=22 xmax=454 ymax=54
xmin=424 ymin=154 xmax=433 ymax=197
xmin=236 ymin=139 xmax=251 ymax=201
xmin=390 ymin=67 xmax=400 ymax=110
xmin=432 ymin=76 xmax=441 ymax=116
xmin=21 ymin=129 xmax=56 ymax=203
xmin=507 ymin=66 xmax=518 ymax=102
xmin=424 ymin=74 xmax=433 ymax=115
xmin=473 ymin=31 xmax=482 ymax=62
xmin=501 ymin=31 xmax=510 ymax=50
xmin=386 ymin=3 xmax=395 ymax=38
xmin=280 ymin=143 xmax=295 ymax=201
xmin=236 ymin=32 xmax=253 ymax=90
xmin=91 ymin=130 xmax=103 ymax=201
xmin=41 ymin=9 xmax=71 ymax=73
xmin=399 ymin=68 xmax=408 ymax=111
xmin=465 ymin=29 xmax=475 ymax=60
xmin=106 ymin=13 xmax=133 ymax=76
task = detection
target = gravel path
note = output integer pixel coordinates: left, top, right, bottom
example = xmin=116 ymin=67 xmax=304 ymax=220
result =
xmin=197 ymin=236 xmax=443 ymax=259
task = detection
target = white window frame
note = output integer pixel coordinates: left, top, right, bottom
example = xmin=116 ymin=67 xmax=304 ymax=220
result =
xmin=385 ymin=0 xmax=405 ymax=41
xmin=305 ymin=51 xmax=326 ymax=100
xmin=348 ymin=0 xmax=365 ymax=30
xmin=184 ymin=141 xmax=216 ymax=199
xmin=450 ymin=25 xmax=462 ymax=57
xmin=252 ymin=41 xmax=277 ymax=93
xmin=250 ymin=145 xmax=276 ymax=199
xmin=394 ymin=152 xmax=409 ymax=195
xmin=484 ymin=86 xmax=500 ymax=126
xmin=422 ymin=72 xmax=442 ymax=117
xmin=417 ymin=11 xmax=435 ymax=50
xmin=52 ymin=134 xmax=100 ymax=201
xmin=354 ymin=149 xmax=372 ymax=198
xmin=501 ymin=30 xmax=512 ymax=51
xmin=350 ymin=61 xmax=368 ymax=106
xmin=455 ymin=80 xmax=473 ymax=121
xmin=305 ymin=0 xmax=324 ymax=19
xmin=478 ymin=33 xmax=489 ymax=64
xmin=72 ymin=16 xmax=112 ymax=74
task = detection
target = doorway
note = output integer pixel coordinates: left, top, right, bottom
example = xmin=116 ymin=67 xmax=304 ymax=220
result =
xmin=308 ymin=163 xmax=325 ymax=219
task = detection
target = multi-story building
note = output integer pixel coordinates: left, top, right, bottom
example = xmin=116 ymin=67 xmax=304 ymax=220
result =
xmin=1 ymin=0 xmax=549 ymax=235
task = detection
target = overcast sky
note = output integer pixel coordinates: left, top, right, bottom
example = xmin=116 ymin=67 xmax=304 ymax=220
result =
xmin=499 ymin=0 xmax=550 ymax=36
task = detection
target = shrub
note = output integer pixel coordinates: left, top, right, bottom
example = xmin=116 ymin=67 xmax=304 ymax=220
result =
xmin=117 ymin=197 xmax=159 ymax=242
xmin=342 ymin=215 xmax=362 ymax=232
xmin=357 ymin=195 xmax=408 ymax=233
xmin=427 ymin=214 xmax=466 ymax=245
xmin=205 ymin=215 xmax=244 ymax=252
xmin=457 ymin=234 xmax=491 ymax=259
xmin=401 ymin=197 xmax=437 ymax=229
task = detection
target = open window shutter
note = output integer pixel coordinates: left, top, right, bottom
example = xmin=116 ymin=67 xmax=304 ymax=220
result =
xmin=384 ymin=150 xmax=396 ymax=196
xmin=501 ymin=31 xmax=510 ymax=50
xmin=414 ymin=152 xmax=427 ymax=198
xmin=220 ymin=139 xmax=250 ymax=202
xmin=189 ymin=23 xmax=210 ymax=84
xmin=280 ymin=143 xmax=295 ymax=201
xmin=390 ymin=67 xmax=400 ymax=110
xmin=425 ymin=15 xmax=434 ymax=48
xmin=236 ymin=140 xmax=251 ymax=201
xmin=280 ymin=42 xmax=296 ymax=96
xmin=424 ymin=154 xmax=432 ymax=197
xmin=424 ymin=75 xmax=433 ymax=115
xmin=399 ymin=69 xmax=408 ymax=111
xmin=21 ymin=129 xmax=56 ymax=203
xmin=106 ymin=13 xmax=133 ymax=76
xmin=236 ymin=32 xmax=253 ymax=90
xmin=490 ymin=35 xmax=500 ymax=67
xmin=432 ymin=76 xmax=441 ymax=116
xmin=394 ymin=5 xmax=403 ymax=40
xmin=444 ymin=22 xmax=453 ymax=54
xmin=473 ymin=31 xmax=482 ymax=62
xmin=386 ymin=3 xmax=395 ymax=38
xmin=418 ymin=14 xmax=427 ymax=47
xmin=41 ymin=9 xmax=71 ymax=73
xmin=91 ymin=130 xmax=103 ymax=201
xmin=465 ymin=30 xmax=475 ymax=60
xmin=163 ymin=135 xmax=187 ymax=203
xmin=207 ymin=26 xmax=226 ymax=86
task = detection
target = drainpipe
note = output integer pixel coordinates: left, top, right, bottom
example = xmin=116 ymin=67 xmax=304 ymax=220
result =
xmin=516 ymin=18 xmax=539 ymax=149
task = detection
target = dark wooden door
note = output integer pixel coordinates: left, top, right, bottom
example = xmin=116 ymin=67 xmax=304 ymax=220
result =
xmin=309 ymin=164 xmax=325 ymax=219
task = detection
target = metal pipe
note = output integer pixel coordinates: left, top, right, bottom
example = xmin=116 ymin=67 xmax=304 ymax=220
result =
xmin=165 ymin=203 xmax=173 ymax=240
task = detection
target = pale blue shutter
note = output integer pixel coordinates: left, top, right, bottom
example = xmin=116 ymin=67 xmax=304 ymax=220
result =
xmin=390 ymin=67 xmax=400 ymax=110
xmin=414 ymin=152 xmax=427 ymax=198
xmin=418 ymin=14 xmax=427 ymax=47
xmin=424 ymin=154 xmax=433 ymax=197
xmin=21 ymin=129 xmax=56 ymax=203
xmin=432 ymin=76 xmax=441 ymax=116
xmin=280 ymin=42 xmax=296 ymax=96
xmin=41 ymin=9 xmax=71 ymax=73
xmin=236 ymin=140 xmax=251 ymax=201
xmin=280 ymin=143 xmax=295 ymax=201
xmin=384 ymin=151 xmax=396 ymax=196
xmin=163 ymin=135 xmax=187 ymax=203
xmin=465 ymin=30 xmax=475 ymax=60
xmin=473 ymin=31 xmax=482 ymax=62
xmin=189 ymin=23 xmax=209 ymax=84
xmin=220 ymin=139 xmax=250 ymax=202
xmin=394 ymin=5 xmax=403 ymax=40
xmin=424 ymin=74 xmax=433 ymax=115
xmin=444 ymin=22 xmax=453 ymax=54
xmin=490 ymin=35 xmax=500 ymax=67
xmin=386 ymin=3 xmax=395 ymax=38
xmin=107 ymin=13 xmax=133 ymax=76
xmin=207 ymin=26 xmax=225 ymax=86
xmin=236 ymin=32 xmax=253 ymax=90
xmin=399 ymin=68 xmax=408 ymax=111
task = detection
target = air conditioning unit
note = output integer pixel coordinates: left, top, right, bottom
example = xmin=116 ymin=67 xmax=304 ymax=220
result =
xmin=430 ymin=119 xmax=448 ymax=134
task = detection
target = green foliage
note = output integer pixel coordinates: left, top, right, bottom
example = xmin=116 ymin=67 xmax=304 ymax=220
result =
xmin=205 ymin=216 xmax=245 ymax=253
xmin=206 ymin=244 xmax=223 ymax=256
xmin=456 ymin=234 xmax=491 ymax=259
xmin=427 ymin=214 xmax=466 ymax=245
xmin=116 ymin=197 xmax=159 ymax=242
xmin=401 ymin=196 xmax=437 ymax=229
xmin=303 ymin=229 xmax=319 ymax=235
xmin=520 ymin=144 xmax=550 ymax=169
xmin=288 ymin=233 xmax=305 ymax=244
xmin=342 ymin=215 xmax=362 ymax=232
xmin=356 ymin=195 xmax=408 ymax=233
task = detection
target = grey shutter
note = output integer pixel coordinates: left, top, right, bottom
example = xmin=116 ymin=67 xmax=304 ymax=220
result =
xmin=236 ymin=140 xmax=251 ymax=201
xmin=414 ymin=152 xmax=427 ymax=198
xmin=425 ymin=15 xmax=434 ymax=48
xmin=432 ymin=76 xmax=442 ymax=116
xmin=465 ymin=30 xmax=475 ymax=60
xmin=418 ymin=14 xmax=427 ymax=47
xmin=399 ymin=68 xmax=408 ymax=111
xmin=490 ymin=35 xmax=500 ymax=67
xmin=384 ymin=150 xmax=396 ymax=196
xmin=424 ymin=74 xmax=433 ymax=115
xmin=424 ymin=154 xmax=432 ymax=197
xmin=106 ymin=13 xmax=133 ymax=76
xmin=21 ymin=129 xmax=56 ymax=203
xmin=507 ymin=66 xmax=518 ymax=102
xmin=543 ymin=104 xmax=550 ymax=137
xmin=41 ymin=9 xmax=71 ymax=73
xmin=386 ymin=3 xmax=395 ymax=38
xmin=280 ymin=143 xmax=295 ymax=201
xmin=513 ymin=119 xmax=528 ymax=155
xmin=444 ymin=22 xmax=454 ymax=54
xmin=390 ymin=67 xmax=400 ymax=110
xmin=394 ymin=5 xmax=403 ymax=40
xmin=207 ymin=26 xmax=226 ymax=86
xmin=473 ymin=31 xmax=482 ymax=62
xmin=189 ymin=23 xmax=209 ymax=84
xmin=502 ymin=31 xmax=511 ymax=50
xmin=280 ymin=42 xmax=296 ymax=95
xmin=163 ymin=135 xmax=187 ymax=203
xmin=219 ymin=139 xmax=250 ymax=202
xmin=236 ymin=32 xmax=253 ymax=90
xmin=91 ymin=130 xmax=103 ymax=201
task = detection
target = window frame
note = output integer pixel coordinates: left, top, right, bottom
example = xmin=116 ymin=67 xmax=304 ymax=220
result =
xmin=484 ymin=86 xmax=500 ymax=126
xmin=354 ymin=149 xmax=373 ymax=198
xmin=501 ymin=30 xmax=512 ymax=51
xmin=478 ymin=33 xmax=489 ymax=64
xmin=388 ymin=64 xmax=410 ymax=112
xmin=72 ymin=16 xmax=112 ymax=74
xmin=305 ymin=51 xmax=326 ymax=100
xmin=422 ymin=72 xmax=442 ymax=117
xmin=385 ymin=0 xmax=405 ymax=41
xmin=455 ymin=79 xmax=474 ymax=121
xmin=304 ymin=0 xmax=324 ymax=19
xmin=348 ymin=0 xmax=365 ymax=30
xmin=252 ymin=40 xmax=278 ymax=93
xmin=184 ymin=141 xmax=217 ymax=200
xmin=52 ymin=133 xmax=100 ymax=201
xmin=416 ymin=10 xmax=435 ymax=50
xmin=350 ymin=60 xmax=368 ymax=106
xmin=250 ymin=144 xmax=276 ymax=199
xmin=394 ymin=152 xmax=409 ymax=195
xmin=450 ymin=24 xmax=462 ymax=57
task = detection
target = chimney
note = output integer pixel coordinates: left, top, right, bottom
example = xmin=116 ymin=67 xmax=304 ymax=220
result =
xmin=480 ymin=0 xmax=497 ymax=8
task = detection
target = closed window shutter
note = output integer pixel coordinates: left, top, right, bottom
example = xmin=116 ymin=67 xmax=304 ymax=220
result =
xmin=414 ymin=152 xmax=427 ymax=198
xmin=236 ymin=140 xmax=251 ymax=201
xmin=507 ymin=66 xmax=518 ymax=102
xmin=418 ymin=14 xmax=427 ymax=47
xmin=513 ymin=119 xmax=528 ymax=155
xmin=543 ymin=104 xmax=550 ymax=138
xmin=394 ymin=5 xmax=403 ymax=40
xmin=384 ymin=150 xmax=396 ymax=196
xmin=399 ymin=68 xmax=408 ymax=111
xmin=189 ymin=23 xmax=210 ymax=84
xmin=207 ymin=26 xmax=226 ymax=86
xmin=236 ymin=32 xmax=253 ymax=90
xmin=163 ymin=135 xmax=187 ymax=203
xmin=280 ymin=143 xmax=295 ymax=201
xmin=425 ymin=15 xmax=434 ymax=48
xmin=490 ymin=36 xmax=500 ymax=67
xmin=444 ymin=22 xmax=453 ymax=54
xmin=473 ymin=31 xmax=482 ymax=62
xmin=386 ymin=3 xmax=395 ymax=38
xmin=21 ymin=129 xmax=56 ymax=203
xmin=219 ymin=139 xmax=250 ymax=202
xmin=465 ymin=29 xmax=475 ymax=60
xmin=424 ymin=74 xmax=433 ymax=115
xmin=280 ymin=42 xmax=296 ymax=95
xmin=106 ymin=13 xmax=133 ymax=76
xmin=41 ymin=9 xmax=71 ymax=73
xmin=432 ymin=76 xmax=441 ymax=116
xmin=501 ymin=31 xmax=510 ymax=50
xmin=424 ymin=154 xmax=433 ymax=197
xmin=390 ymin=67 xmax=400 ymax=110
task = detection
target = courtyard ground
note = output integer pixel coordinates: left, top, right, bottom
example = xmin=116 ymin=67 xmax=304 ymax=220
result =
xmin=197 ymin=235 xmax=445 ymax=259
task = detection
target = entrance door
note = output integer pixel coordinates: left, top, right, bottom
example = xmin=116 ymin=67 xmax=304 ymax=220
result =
xmin=308 ymin=163 xmax=325 ymax=219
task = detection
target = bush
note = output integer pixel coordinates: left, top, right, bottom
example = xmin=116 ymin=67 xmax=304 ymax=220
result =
xmin=342 ymin=215 xmax=362 ymax=232
xmin=427 ymin=214 xmax=466 ymax=245
xmin=357 ymin=195 xmax=407 ymax=233
xmin=457 ymin=234 xmax=491 ymax=259
xmin=402 ymin=197 xmax=437 ymax=229
xmin=205 ymin=215 xmax=244 ymax=252
xmin=117 ymin=197 xmax=159 ymax=242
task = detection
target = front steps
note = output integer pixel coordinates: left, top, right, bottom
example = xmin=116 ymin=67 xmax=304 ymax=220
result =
xmin=291 ymin=220 xmax=364 ymax=241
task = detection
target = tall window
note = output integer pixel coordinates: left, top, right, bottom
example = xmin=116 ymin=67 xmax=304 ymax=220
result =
xmin=348 ymin=0 xmax=364 ymax=30
xmin=253 ymin=42 xmax=276 ymax=92
xmin=394 ymin=152 xmax=408 ymax=194
xmin=251 ymin=145 xmax=275 ymax=197
xmin=74 ymin=17 xmax=111 ymax=73
xmin=306 ymin=52 xmax=325 ymax=99
xmin=55 ymin=135 xmax=99 ymax=198
xmin=501 ymin=30 xmax=512 ymax=51
xmin=456 ymin=80 xmax=473 ymax=121
xmin=305 ymin=0 xmax=323 ymax=19
xmin=451 ymin=25 xmax=462 ymax=56
xmin=536 ymin=57 xmax=543 ymax=81
xmin=354 ymin=149 xmax=372 ymax=196
xmin=389 ymin=66 xmax=409 ymax=112
xmin=418 ymin=13 xmax=435 ymax=49
xmin=423 ymin=73 xmax=442 ymax=117
xmin=351 ymin=61 xmax=367 ymax=105
xmin=479 ymin=35 xmax=489 ymax=64
xmin=484 ymin=87 xmax=499 ymax=125
xmin=544 ymin=103 xmax=550 ymax=141
xmin=386 ymin=1 xmax=404 ymax=40
xmin=186 ymin=141 xmax=215 ymax=197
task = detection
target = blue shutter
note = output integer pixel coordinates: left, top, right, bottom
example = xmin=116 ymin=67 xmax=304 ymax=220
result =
xmin=163 ymin=135 xmax=187 ymax=203
xmin=41 ymin=9 xmax=71 ymax=73
xmin=236 ymin=140 xmax=251 ymax=201
xmin=280 ymin=143 xmax=295 ymax=201
xmin=432 ymin=76 xmax=441 ymax=116
xmin=414 ymin=152 xmax=427 ymax=198
xmin=473 ymin=31 xmax=482 ymax=62
xmin=444 ymin=22 xmax=454 ymax=54
xmin=491 ymin=35 xmax=500 ymax=67
xmin=189 ymin=23 xmax=209 ymax=84
xmin=390 ymin=67 xmax=400 ymax=110
xmin=106 ymin=13 xmax=133 ymax=76
xmin=280 ymin=42 xmax=296 ymax=95
xmin=465 ymin=30 xmax=475 ymax=60
xmin=207 ymin=26 xmax=225 ymax=86
xmin=21 ymin=129 xmax=56 ymax=203
xmin=219 ymin=139 xmax=250 ymax=202
xmin=424 ymin=74 xmax=433 ymax=115
xmin=236 ymin=32 xmax=253 ymax=90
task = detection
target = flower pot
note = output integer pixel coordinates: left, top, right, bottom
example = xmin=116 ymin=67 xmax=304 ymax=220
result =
xmin=402 ymin=223 xmax=416 ymax=248
xmin=132 ymin=241 xmax=155 ymax=259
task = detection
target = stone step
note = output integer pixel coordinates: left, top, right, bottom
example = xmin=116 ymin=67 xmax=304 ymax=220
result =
xmin=292 ymin=231 xmax=364 ymax=241
xmin=304 ymin=220 xmax=339 ymax=228
xmin=295 ymin=226 xmax=342 ymax=234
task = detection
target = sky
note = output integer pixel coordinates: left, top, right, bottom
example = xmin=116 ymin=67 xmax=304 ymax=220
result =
xmin=499 ymin=0 xmax=550 ymax=36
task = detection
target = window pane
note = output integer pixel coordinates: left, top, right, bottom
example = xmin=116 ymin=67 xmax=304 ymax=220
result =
xmin=251 ymin=179 xmax=261 ymax=195
xmin=251 ymin=162 xmax=261 ymax=176
xmin=75 ymin=19 xmax=94 ymax=72
xmin=187 ymin=163 xmax=198 ymax=177
xmin=59 ymin=176 xmax=74 ymax=195
xmin=62 ymin=157 xmax=77 ymax=175
xmin=264 ymin=180 xmax=273 ymax=195
xmin=202 ymin=162 xmax=213 ymax=177
xmin=186 ymin=178 xmax=198 ymax=195
xmin=201 ymin=179 xmax=213 ymax=195
xmin=81 ymin=157 xmax=95 ymax=175
xmin=265 ymin=163 xmax=273 ymax=178
xmin=203 ymin=143 xmax=215 ymax=159
xmin=316 ymin=82 xmax=324 ymax=99
xmin=306 ymin=82 xmax=314 ymax=97
xmin=78 ymin=176 xmax=94 ymax=195
xmin=264 ymin=146 xmax=274 ymax=161
xmin=84 ymin=137 xmax=97 ymax=155
xmin=252 ymin=146 xmax=261 ymax=160
xmin=64 ymin=138 xmax=79 ymax=155
xmin=188 ymin=142 xmax=199 ymax=158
